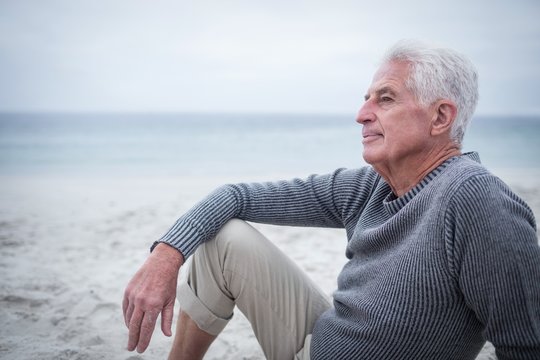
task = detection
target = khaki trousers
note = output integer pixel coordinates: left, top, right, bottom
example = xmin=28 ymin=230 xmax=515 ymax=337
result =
xmin=177 ymin=219 xmax=331 ymax=360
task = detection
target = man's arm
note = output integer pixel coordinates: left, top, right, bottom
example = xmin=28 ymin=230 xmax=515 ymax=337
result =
xmin=123 ymin=243 xmax=184 ymax=353
xmin=122 ymin=167 xmax=377 ymax=353
xmin=450 ymin=175 xmax=540 ymax=359
xmin=158 ymin=167 xmax=378 ymax=259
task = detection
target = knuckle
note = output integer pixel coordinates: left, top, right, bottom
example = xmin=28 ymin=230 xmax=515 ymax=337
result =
xmin=135 ymin=295 xmax=162 ymax=311
xmin=129 ymin=319 xmax=141 ymax=330
xmin=141 ymin=321 xmax=155 ymax=332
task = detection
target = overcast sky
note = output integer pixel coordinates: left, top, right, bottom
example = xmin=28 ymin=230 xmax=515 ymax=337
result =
xmin=1 ymin=0 xmax=539 ymax=115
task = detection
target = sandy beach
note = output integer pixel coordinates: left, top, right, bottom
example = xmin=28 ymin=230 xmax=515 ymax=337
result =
xmin=1 ymin=171 xmax=538 ymax=360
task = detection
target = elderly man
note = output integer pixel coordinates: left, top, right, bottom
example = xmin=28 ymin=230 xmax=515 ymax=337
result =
xmin=123 ymin=41 xmax=540 ymax=359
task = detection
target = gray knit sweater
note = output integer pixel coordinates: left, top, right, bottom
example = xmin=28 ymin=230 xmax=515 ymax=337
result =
xmin=158 ymin=152 xmax=540 ymax=359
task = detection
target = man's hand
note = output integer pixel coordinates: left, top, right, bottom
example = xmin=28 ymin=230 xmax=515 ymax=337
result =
xmin=123 ymin=243 xmax=184 ymax=353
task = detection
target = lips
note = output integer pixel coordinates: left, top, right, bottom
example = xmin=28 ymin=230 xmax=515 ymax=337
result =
xmin=362 ymin=132 xmax=380 ymax=138
xmin=362 ymin=131 xmax=382 ymax=138
xmin=362 ymin=130 xmax=382 ymax=144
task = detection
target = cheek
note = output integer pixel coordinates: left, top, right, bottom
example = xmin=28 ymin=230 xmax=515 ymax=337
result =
xmin=384 ymin=117 xmax=427 ymax=149
xmin=399 ymin=110 xmax=431 ymax=135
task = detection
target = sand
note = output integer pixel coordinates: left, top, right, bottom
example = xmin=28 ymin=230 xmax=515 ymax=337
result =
xmin=1 ymin=172 xmax=538 ymax=360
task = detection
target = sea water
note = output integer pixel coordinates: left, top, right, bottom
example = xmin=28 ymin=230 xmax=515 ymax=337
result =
xmin=0 ymin=113 xmax=539 ymax=179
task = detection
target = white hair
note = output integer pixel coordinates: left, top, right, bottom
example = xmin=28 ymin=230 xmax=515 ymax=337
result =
xmin=382 ymin=40 xmax=479 ymax=144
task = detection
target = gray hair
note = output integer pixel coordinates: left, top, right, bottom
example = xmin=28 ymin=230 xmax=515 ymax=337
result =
xmin=382 ymin=40 xmax=479 ymax=144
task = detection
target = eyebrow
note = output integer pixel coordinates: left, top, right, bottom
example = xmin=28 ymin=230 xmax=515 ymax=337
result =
xmin=364 ymin=86 xmax=397 ymax=101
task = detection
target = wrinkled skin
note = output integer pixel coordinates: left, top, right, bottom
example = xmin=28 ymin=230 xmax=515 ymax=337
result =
xmin=123 ymin=243 xmax=184 ymax=353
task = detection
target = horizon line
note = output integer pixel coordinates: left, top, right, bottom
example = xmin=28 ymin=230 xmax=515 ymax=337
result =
xmin=1 ymin=110 xmax=540 ymax=118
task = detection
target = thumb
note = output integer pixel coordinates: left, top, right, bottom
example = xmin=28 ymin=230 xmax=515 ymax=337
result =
xmin=161 ymin=301 xmax=175 ymax=337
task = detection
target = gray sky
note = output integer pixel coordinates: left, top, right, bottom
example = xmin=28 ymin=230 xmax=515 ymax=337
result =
xmin=1 ymin=0 xmax=539 ymax=115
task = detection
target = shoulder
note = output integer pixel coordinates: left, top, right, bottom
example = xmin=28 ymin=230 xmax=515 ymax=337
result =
xmin=441 ymin=154 xmax=536 ymax=233
xmin=445 ymin=156 xmax=526 ymax=207
xmin=441 ymin=155 xmax=538 ymax=279
xmin=436 ymin=153 xmax=508 ymax=200
xmin=441 ymin=153 xmax=491 ymax=184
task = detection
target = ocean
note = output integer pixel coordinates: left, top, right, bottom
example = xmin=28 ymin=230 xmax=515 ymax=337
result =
xmin=0 ymin=113 xmax=539 ymax=178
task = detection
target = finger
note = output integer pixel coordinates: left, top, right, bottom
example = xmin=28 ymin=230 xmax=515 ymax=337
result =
xmin=137 ymin=310 xmax=159 ymax=353
xmin=125 ymin=303 xmax=135 ymax=330
xmin=122 ymin=293 xmax=130 ymax=328
xmin=127 ymin=308 xmax=144 ymax=351
xmin=161 ymin=301 xmax=174 ymax=337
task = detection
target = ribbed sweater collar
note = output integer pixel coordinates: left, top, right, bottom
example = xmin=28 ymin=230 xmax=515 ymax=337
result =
xmin=383 ymin=152 xmax=481 ymax=214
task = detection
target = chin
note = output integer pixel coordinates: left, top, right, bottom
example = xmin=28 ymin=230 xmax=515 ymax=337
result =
xmin=362 ymin=150 xmax=380 ymax=166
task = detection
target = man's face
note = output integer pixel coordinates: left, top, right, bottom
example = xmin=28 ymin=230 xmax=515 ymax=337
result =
xmin=356 ymin=61 xmax=435 ymax=170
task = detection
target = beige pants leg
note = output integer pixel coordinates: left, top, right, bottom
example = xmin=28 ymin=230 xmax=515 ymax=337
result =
xmin=177 ymin=219 xmax=331 ymax=360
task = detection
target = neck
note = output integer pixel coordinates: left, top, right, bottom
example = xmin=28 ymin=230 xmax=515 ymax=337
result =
xmin=375 ymin=146 xmax=461 ymax=197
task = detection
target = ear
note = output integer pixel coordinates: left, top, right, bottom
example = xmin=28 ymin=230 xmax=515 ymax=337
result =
xmin=430 ymin=100 xmax=457 ymax=136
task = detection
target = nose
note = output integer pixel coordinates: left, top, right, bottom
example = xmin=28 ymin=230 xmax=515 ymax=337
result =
xmin=356 ymin=100 xmax=375 ymax=125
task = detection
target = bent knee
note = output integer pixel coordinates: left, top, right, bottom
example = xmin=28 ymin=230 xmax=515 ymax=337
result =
xmin=216 ymin=219 xmax=257 ymax=248
xmin=214 ymin=219 xmax=270 ymax=258
xmin=191 ymin=219 xmax=272 ymax=271
xmin=218 ymin=219 xmax=252 ymax=238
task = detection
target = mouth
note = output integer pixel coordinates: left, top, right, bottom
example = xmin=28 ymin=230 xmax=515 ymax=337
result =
xmin=362 ymin=133 xmax=380 ymax=138
xmin=362 ymin=132 xmax=382 ymax=142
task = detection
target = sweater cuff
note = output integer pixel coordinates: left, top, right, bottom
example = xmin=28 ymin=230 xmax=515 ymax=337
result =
xmin=151 ymin=220 xmax=204 ymax=259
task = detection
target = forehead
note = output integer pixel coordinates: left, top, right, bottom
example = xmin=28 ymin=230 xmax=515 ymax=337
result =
xmin=368 ymin=61 xmax=411 ymax=94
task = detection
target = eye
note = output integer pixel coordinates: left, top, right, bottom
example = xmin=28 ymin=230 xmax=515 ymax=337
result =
xmin=380 ymin=96 xmax=393 ymax=103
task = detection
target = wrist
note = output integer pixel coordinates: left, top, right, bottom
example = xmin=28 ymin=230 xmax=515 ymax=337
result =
xmin=152 ymin=242 xmax=184 ymax=268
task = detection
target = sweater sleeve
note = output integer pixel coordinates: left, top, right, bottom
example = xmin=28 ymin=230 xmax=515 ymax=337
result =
xmin=155 ymin=167 xmax=378 ymax=258
xmin=449 ymin=174 xmax=540 ymax=359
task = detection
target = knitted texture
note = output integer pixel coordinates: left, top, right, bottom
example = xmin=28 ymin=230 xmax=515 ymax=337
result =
xmin=158 ymin=153 xmax=540 ymax=359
